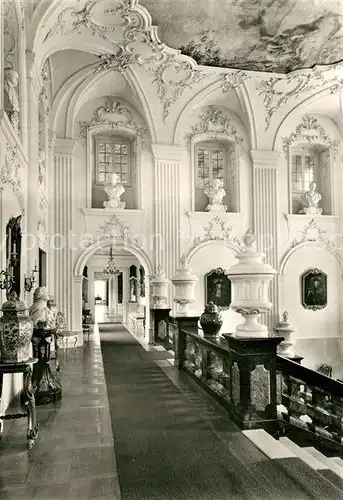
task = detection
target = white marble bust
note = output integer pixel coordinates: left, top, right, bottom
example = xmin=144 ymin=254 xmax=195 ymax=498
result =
xmin=299 ymin=181 xmax=322 ymax=215
xmin=204 ymin=178 xmax=227 ymax=212
xmin=103 ymin=173 xmax=126 ymax=210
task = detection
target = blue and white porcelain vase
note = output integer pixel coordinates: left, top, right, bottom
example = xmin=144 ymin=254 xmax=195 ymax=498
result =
xmin=200 ymin=302 xmax=223 ymax=337
xmin=0 ymin=292 xmax=33 ymax=363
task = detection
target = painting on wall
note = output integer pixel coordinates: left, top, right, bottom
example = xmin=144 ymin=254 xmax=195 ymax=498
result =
xmin=302 ymin=268 xmax=327 ymax=311
xmin=205 ymin=267 xmax=231 ymax=309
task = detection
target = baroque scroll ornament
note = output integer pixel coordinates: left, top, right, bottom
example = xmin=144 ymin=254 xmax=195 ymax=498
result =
xmin=184 ymin=106 xmax=244 ymax=154
xmin=257 ymin=63 xmax=343 ymax=131
xmin=282 ymin=115 xmax=338 ymax=158
xmin=79 ymin=99 xmax=147 ymax=143
xmin=291 ymin=219 xmax=330 ymax=248
xmin=182 ymin=216 xmax=244 ymax=262
xmin=0 ymin=144 xmax=23 ymax=200
xmin=98 ymin=214 xmax=142 ymax=247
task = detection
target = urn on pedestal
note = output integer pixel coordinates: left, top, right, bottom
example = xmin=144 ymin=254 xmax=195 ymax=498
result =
xmin=226 ymin=229 xmax=277 ymax=338
xmin=150 ymin=266 xmax=170 ymax=309
xmin=274 ymin=311 xmax=296 ymax=357
xmin=171 ymin=259 xmax=198 ymax=316
xmin=0 ymin=291 xmax=33 ymax=363
xmin=200 ymin=302 xmax=223 ymax=337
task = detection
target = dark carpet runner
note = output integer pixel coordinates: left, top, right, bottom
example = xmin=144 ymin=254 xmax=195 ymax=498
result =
xmin=100 ymin=325 xmax=332 ymax=500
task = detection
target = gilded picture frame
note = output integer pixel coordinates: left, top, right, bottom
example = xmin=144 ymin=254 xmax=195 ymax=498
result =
xmin=301 ymin=268 xmax=327 ymax=311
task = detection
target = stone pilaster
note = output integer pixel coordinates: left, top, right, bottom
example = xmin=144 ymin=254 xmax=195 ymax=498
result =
xmin=25 ymin=51 xmax=40 ymax=304
xmin=251 ymin=150 xmax=280 ymax=330
xmin=52 ymin=138 xmax=76 ymax=331
xmin=151 ymin=144 xmax=184 ymax=281
xmin=71 ymin=275 xmax=83 ymax=345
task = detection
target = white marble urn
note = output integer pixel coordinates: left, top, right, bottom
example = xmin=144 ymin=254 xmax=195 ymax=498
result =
xmin=226 ymin=230 xmax=276 ymax=337
xmin=171 ymin=259 xmax=198 ymax=317
xmin=274 ymin=311 xmax=296 ymax=357
xmin=150 ymin=266 xmax=170 ymax=309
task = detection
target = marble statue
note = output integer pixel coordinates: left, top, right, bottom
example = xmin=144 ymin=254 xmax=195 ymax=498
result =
xmin=242 ymin=229 xmax=256 ymax=250
xmin=4 ymin=67 xmax=20 ymax=132
xmin=103 ymin=173 xmax=126 ymax=209
xmin=204 ymin=178 xmax=227 ymax=212
xmin=299 ymin=182 xmax=322 ymax=215
xmin=29 ymin=287 xmax=55 ymax=328
xmin=47 ymin=295 xmax=67 ymax=337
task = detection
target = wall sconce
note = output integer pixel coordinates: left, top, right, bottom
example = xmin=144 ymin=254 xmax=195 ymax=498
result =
xmin=0 ymin=266 xmax=15 ymax=296
xmin=24 ymin=261 xmax=38 ymax=292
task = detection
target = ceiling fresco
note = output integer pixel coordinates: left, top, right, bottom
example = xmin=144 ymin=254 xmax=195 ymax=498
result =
xmin=141 ymin=0 xmax=343 ymax=73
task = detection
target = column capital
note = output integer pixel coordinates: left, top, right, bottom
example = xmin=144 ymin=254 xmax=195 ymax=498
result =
xmin=54 ymin=138 xmax=77 ymax=155
xmin=250 ymin=150 xmax=280 ymax=167
xmin=151 ymin=144 xmax=186 ymax=162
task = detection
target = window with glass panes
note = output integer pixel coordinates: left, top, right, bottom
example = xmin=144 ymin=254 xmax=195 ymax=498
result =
xmin=195 ymin=144 xmax=226 ymax=188
xmin=291 ymin=151 xmax=316 ymax=191
xmin=95 ymin=138 xmax=130 ymax=185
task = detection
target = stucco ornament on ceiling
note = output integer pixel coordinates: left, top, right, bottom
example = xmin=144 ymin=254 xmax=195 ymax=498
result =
xmin=184 ymin=106 xmax=245 ymax=154
xmin=142 ymin=0 xmax=343 ymax=74
xmin=257 ymin=64 xmax=343 ymax=131
xmin=79 ymin=99 xmax=148 ymax=144
xmin=41 ymin=0 xmax=211 ymax=120
xmin=282 ymin=114 xmax=339 ymax=159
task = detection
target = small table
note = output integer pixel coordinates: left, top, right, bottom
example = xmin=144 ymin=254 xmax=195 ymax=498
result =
xmin=0 ymin=359 xmax=39 ymax=449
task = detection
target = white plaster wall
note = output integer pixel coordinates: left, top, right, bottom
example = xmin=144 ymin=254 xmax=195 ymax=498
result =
xmin=280 ymin=245 xmax=342 ymax=347
xmin=187 ymin=242 xmax=244 ymax=334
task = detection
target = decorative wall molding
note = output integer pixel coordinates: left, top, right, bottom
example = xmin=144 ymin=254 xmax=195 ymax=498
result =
xmin=281 ymin=115 xmax=339 ymax=158
xmin=98 ymin=214 xmax=142 ymax=247
xmin=79 ymin=98 xmax=148 ymax=144
xmin=182 ymin=216 xmax=244 ymax=263
xmin=290 ymin=218 xmax=330 ymax=248
xmin=184 ymin=106 xmax=245 ymax=154
xmin=257 ymin=66 xmax=343 ymax=131
xmin=0 ymin=143 xmax=23 ymax=203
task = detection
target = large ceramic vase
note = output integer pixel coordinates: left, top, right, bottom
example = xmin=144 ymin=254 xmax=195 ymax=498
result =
xmin=0 ymin=292 xmax=33 ymax=363
xmin=200 ymin=302 xmax=223 ymax=337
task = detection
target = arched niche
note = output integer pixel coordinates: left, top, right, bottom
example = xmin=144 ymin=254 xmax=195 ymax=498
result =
xmin=76 ymin=94 xmax=149 ymax=210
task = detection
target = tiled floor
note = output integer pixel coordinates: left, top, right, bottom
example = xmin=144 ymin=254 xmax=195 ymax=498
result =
xmin=0 ymin=335 xmax=121 ymax=500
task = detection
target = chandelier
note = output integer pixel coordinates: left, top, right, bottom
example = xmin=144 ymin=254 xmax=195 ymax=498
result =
xmin=103 ymin=247 xmax=120 ymax=276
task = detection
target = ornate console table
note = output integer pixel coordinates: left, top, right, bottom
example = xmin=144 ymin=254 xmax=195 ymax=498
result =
xmin=32 ymin=327 xmax=62 ymax=405
xmin=0 ymin=359 xmax=39 ymax=449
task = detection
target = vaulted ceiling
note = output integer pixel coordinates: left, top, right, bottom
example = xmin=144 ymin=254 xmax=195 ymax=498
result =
xmin=142 ymin=0 xmax=343 ymax=73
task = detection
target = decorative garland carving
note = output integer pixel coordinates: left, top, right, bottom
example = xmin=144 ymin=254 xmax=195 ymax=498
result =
xmin=184 ymin=106 xmax=244 ymax=154
xmin=182 ymin=216 xmax=244 ymax=262
xmin=257 ymin=66 xmax=343 ymax=131
xmin=0 ymin=144 xmax=23 ymax=202
xmin=37 ymin=199 xmax=48 ymax=234
xmin=282 ymin=115 xmax=339 ymax=158
xmin=79 ymin=99 xmax=148 ymax=143
xmin=98 ymin=214 xmax=142 ymax=247
xmin=291 ymin=219 xmax=330 ymax=248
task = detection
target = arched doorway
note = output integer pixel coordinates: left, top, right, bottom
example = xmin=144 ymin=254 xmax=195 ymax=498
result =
xmin=73 ymin=237 xmax=154 ymax=343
